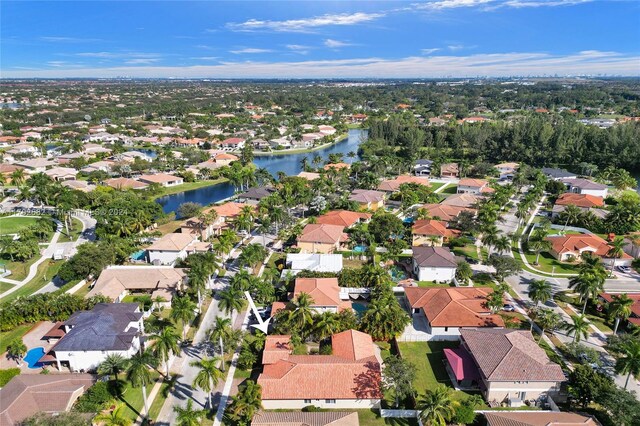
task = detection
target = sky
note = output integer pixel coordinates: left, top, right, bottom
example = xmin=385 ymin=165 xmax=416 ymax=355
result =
xmin=1 ymin=0 xmax=639 ymax=78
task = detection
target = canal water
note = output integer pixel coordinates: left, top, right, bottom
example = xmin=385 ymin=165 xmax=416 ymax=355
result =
xmin=156 ymin=128 xmax=367 ymax=214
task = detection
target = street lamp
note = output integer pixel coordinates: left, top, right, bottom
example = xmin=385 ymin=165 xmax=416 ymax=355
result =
xmin=551 ymin=266 xmax=555 ymax=277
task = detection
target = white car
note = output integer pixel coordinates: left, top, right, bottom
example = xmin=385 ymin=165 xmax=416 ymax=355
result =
xmin=502 ymin=304 xmax=516 ymax=312
xmin=617 ymin=265 xmax=632 ymax=274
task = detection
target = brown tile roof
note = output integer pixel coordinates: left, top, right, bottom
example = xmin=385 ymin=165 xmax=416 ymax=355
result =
xmin=105 ymin=177 xmax=148 ymax=190
xmin=378 ymin=175 xmax=430 ymax=192
xmin=87 ymin=266 xmax=187 ymax=300
xmin=555 ymin=193 xmax=604 ymax=208
xmin=600 ymin=293 xmax=640 ymax=318
xmin=0 ymin=374 xmax=96 ymax=425
xmin=258 ymin=330 xmax=382 ymax=401
xmin=332 ymin=329 xmax=376 ymax=361
xmin=298 ymin=171 xmax=321 ymax=181
xmin=405 ymin=287 xmax=505 ymax=327
xmin=251 ymin=411 xmax=359 ymax=426
xmin=440 ymin=163 xmax=459 ymax=174
xmin=412 ymin=246 xmax=458 ymax=268
xmin=316 ymin=210 xmax=371 ymax=228
xmin=546 ymin=234 xmax=631 ymax=258
xmin=412 ymin=219 xmax=458 ymax=238
xmin=348 ymin=189 xmax=385 ymax=204
xmin=324 ymin=162 xmax=351 ymax=170
xmin=298 ymin=224 xmax=348 ymax=245
xmin=461 ymin=329 xmax=566 ymax=382
xmin=458 ymin=178 xmax=488 ymax=188
xmin=139 ymin=173 xmax=183 ymax=184
xmin=441 ymin=193 xmax=482 ymax=208
xmin=147 ymin=233 xmax=196 ymax=251
xmin=484 ymin=411 xmax=599 ymax=426
xmin=420 ymin=204 xmax=473 ymax=222
xmin=262 ymin=335 xmax=293 ymax=365
xmin=294 ymin=278 xmax=342 ymax=307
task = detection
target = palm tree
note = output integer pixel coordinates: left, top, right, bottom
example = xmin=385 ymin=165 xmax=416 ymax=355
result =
xmin=286 ymin=293 xmax=315 ymax=336
xmin=569 ymin=271 xmax=605 ymax=314
xmin=535 ymin=308 xmax=562 ymax=342
xmin=125 ymin=350 xmax=157 ymax=418
xmin=493 ymin=235 xmax=511 ymax=255
xmin=562 ymin=314 xmax=591 ymax=343
xmin=528 ymin=235 xmax=552 ymax=265
xmin=191 ymin=357 xmax=224 ymax=409
xmin=480 ymin=225 xmax=499 ymax=257
xmin=615 ymin=338 xmax=640 ymax=389
xmin=98 ymin=353 xmax=127 ymax=381
xmin=609 ymin=294 xmax=634 ymax=335
xmin=150 ymin=326 xmax=180 ymax=378
xmin=7 ymin=339 xmax=27 ymax=366
xmin=455 ymin=260 xmax=473 ymax=285
xmin=94 ymin=403 xmax=132 ymax=426
xmin=299 ymin=156 xmax=310 ymax=171
xmin=218 ymin=287 xmax=245 ymax=316
xmin=210 ymin=316 xmax=233 ymax=371
xmin=10 ymin=168 xmax=26 ymax=186
xmin=314 ymin=312 xmax=341 ymax=341
xmin=170 ymin=295 xmax=197 ymax=340
xmin=417 ymin=385 xmax=456 ymax=426
xmin=606 ymin=236 xmax=626 ymax=273
xmin=528 ymin=279 xmax=553 ymax=306
xmin=560 ymin=204 xmax=581 ymax=231
xmin=173 ymin=399 xmax=205 ymax=426
xmin=228 ymin=380 xmax=262 ymax=423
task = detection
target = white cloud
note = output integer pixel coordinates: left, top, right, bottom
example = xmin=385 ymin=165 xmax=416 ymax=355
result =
xmin=10 ymin=50 xmax=638 ymax=78
xmin=189 ymin=56 xmax=219 ymax=61
xmin=226 ymin=12 xmax=385 ymax=32
xmin=447 ymin=44 xmax=465 ymax=51
xmin=324 ymin=39 xmax=352 ymax=49
xmin=40 ymin=36 xmax=102 ymax=43
xmin=414 ymin=0 xmax=494 ymax=10
xmin=286 ymin=45 xmax=311 ymax=55
xmin=413 ymin=0 xmax=592 ymax=10
xmin=421 ymin=48 xmax=442 ymax=55
xmin=125 ymin=58 xmax=160 ymax=64
xmin=229 ymin=48 xmax=273 ymax=54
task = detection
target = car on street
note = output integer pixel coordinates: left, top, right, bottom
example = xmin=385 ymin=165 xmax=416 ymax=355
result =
xmin=617 ymin=265 xmax=632 ymax=274
xmin=502 ymin=304 xmax=515 ymax=312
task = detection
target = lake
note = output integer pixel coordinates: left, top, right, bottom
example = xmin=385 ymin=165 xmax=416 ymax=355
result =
xmin=156 ymin=128 xmax=367 ymax=215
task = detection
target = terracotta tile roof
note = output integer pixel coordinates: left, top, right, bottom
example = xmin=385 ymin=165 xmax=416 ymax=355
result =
xmin=214 ymin=152 xmax=239 ymax=161
xmin=147 ymin=233 xmax=196 ymax=251
xmin=412 ymin=246 xmax=458 ymax=268
xmin=440 ymin=163 xmax=459 ymax=174
xmin=484 ymin=411 xmax=599 ymax=426
xmin=298 ymin=224 xmax=348 ymax=245
xmin=258 ymin=330 xmax=382 ymax=401
xmin=139 ymin=173 xmax=183 ymax=184
xmin=251 ymin=411 xmax=359 ymax=426
xmin=348 ymin=189 xmax=385 ymax=204
xmin=0 ymin=374 xmax=97 ymax=425
xmin=262 ymin=335 xmax=293 ymax=365
xmin=221 ymin=137 xmax=245 ymax=145
xmin=298 ymin=171 xmax=321 ymax=181
xmin=555 ymin=193 xmax=604 ymax=208
xmin=458 ymin=178 xmax=488 ymax=188
xmin=420 ymin=204 xmax=473 ymax=222
xmin=441 ymin=193 xmax=482 ymax=208
xmin=294 ymin=278 xmax=342 ymax=307
xmin=378 ymin=175 xmax=430 ymax=192
xmin=600 ymin=293 xmax=640 ymax=318
xmin=331 ymin=330 xmax=376 ymax=361
xmin=460 ymin=329 xmax=566 ymax=382
xmin=104 ymin=177 xmax=148 ymax=190
xmin=316 ymin=210 xmax=371 ymax=228
xmin=213 ymin=202 xmax=252 ymax=218
xmin=324 ymin=162 xmax=351 ymax=171
xmin=405 ymin=287 xmax=505 ymax=327
xmin=87 ymin=266 xmax=187 ymax=300
xmin=546 ymin=234 xmax=631 ymax=258
xmin=412 ymin=219 xmax=458 ymax=238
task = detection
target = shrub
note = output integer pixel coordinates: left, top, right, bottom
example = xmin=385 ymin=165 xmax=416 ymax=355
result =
xmin=0 ymin=368 xmax=20 ymax=387
xmin=453 ymin=404 xmax=477 ymax=424
xmin=73 ymin=381 xmax=114 ymax=413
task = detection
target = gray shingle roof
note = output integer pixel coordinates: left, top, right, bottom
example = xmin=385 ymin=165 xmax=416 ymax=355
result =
xmin=412 ymin=246 xmax=457 ymax=268
xmin=53 ymin=303 xmax=142 ymax=352
xmin=541 ymin=167 xmax=576 ymax=179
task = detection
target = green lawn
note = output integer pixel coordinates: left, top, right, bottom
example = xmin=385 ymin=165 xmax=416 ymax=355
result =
xmin=440 ymin=185 xmax=458 ymax=195
xmin=417 ymin=281 xmax=453 ymax=288
xmin=1 ymin=256 xmax=39 ymax=282
xmin=452 ymin=244 xmax=481 ymax=262
xmin=522 ymin=251 xmax=579 ymax=274
xmin=0 ymin=281 xmax=14 ymax=294
xmin=58 ymin=217 xmax=84 ymax=243
xmin=0 ymin=323 xmax=34 ymax=354
xmin=118 ymin=373 xmax=162 ymax=422
xmin=0 ymin=368 xmax=20 ymax=386
xmin=397 ymin=341 xmax=484 ymax=404
xmin=357 ymin=409 xmax=418 ymax=426
xmin=429 ymin=182 xmax=445 ymax=192
xmin=0 ymin=216 xmax=40 ymax=234
xmin=0 ymin=260 xmax=63 ymax=304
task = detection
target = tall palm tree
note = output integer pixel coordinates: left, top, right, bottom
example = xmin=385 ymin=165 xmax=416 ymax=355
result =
xmin=480 ymin=225 xmax=499 ymax=257
xmin=314 ymin=311 xmax=341 ymax=341
xmin=609 ymin=294 xmax=634 ymax=335
xmin=98 ymin=353 xmax=127 ymax=381
xmin=417 ymin=385 xmax=456 ymax=426
xmin=286 ymin=293 xmax=315 ymax=336
xmin=535 ymin=308 xmax=562 ymax=342
xmin=569 ymin=271 xmax=605 ymax=314
xmin=210 ymin=316 xmax=233 ymax=371
xmin=606 ymin=236 xmax=626 ymax=273
xmin=150 ymin=326 xmax=180 ymax=378
xmin=94 ymin=403 xmax=132 ymax=426
xmin=125 ymin=350 xmax=157 ymax=417
xmin=190 ymin=357 xmax=224 ymax=409
xmin=615 ymin=339 xmax=640 ymax=389
xmin=560 ymin=204 xmax=581 ymax=231
xmin=170 ymin=296 xmax=197 ymax=340
xmin=218 ymin=287 xmax=245 ymax=316
xmin=562 ymin=314 xmax=591 ymax=343
xmin=173 ymin=399 xmax=206 ymax=426
xmin=493 ymin=235 xmax=511 ymax=255
xmin=528 ymin=235 xmax=552 ymax=265
xmin=228 ymin=380 xmax=262 ymax=423
xmin=528 ymin=279 xmax=553 ymax=306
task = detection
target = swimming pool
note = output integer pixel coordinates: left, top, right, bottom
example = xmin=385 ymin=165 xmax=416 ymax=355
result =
xmin=352 ymin=245 xmax=367 ymax=253
xmin=352 ymin=302 xmax=368 ymax=317
xmin=403 ymin=217 xmax=415 ymax=224
xmin=389 ymin=266 xmax=407 ymax=282
xmin=130 ymin=250 xmax=147 ymax=261
xmin=24 ymin=347 xmax=45 ymax=369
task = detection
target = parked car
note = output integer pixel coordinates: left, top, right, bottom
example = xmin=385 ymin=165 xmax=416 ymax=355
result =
xmin=502 ymin=304 xmax=515 ymax=312
xmin=617 ymin=265 xmax=632 ymax=274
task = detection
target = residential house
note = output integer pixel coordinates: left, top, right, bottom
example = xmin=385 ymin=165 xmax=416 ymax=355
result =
xmin=428 ymin=117 xmax=447 ymax=126
xmin=441 ymin=193 xmax=482 ymax=208
xmin=212 ymin=152 xmax=239 ymax=165
xmin=412 ymin=246 xmax=457 ymax=282
xmin=237 ymin=186 xmax=276 ymax=204
xmin=453 ymin=329 xmax=565 ymax=403
xmin=495 ymin=162 xmax=519 ymax=180
xmin=440 ymin=163 xmax=459 ymax=178
xmin=257 ymin=330 xmax=382 ymax=409
xmin=181 ymin=202 xmax=251 ymax=240
xmin=378 ymin=175 xmax=430 ymax=193
xmin=61 ymin=180 xmax=95 ymax=192
xmin=484 ymin=412 xmax=599 ymax=426
xmin=414 ymin=159 xmax=433 ymax=176
xmin=81 ymin=160 xmax=114 ymax=173
xmin=0 ymin=164 xmax=25 ymax=183
xmin=405 ymin=287 xmax=505 ymax=341
xmin=599 ymin=293 xmax=640 ymax=328
xmin=297 ymin=223 xmax=348 ymax=254
xmin=139 ymin=173 xmax=184 ymax=187
xmin=624 ymin=232 xmax=640 ymax=259
xmin=43 ymin=303 xmax=143 ymax=372
xmin=552 ymin=193 xmax=606 ymax=218
xmin=318 ymin=125 xmax=337 ymax=135
xmin=44 ymin=167 xmax=77 ymax=181
xmin=297 ymin=171 xmax=320 ymax=181
xmin=545 ymin=234 xmax=632 ymax=266
xmin=269 ymin=137 xmax=293 ymax=149
xmin=251 ymin=411 xmax=359 ymax=426
xmin=284 ymin=253 xmax=344 ymax=276
xmin=219 ymin=137 xmax=246 ymax=151
xmin=542 ymin=167 xmax=577 ymax=181
xmin=348 ymin=189 xmax=386 ymax=211
xmin=291 ymin=277 xmax=352 ymax=313
xmin=104 ymin=177 xmax=148 ymax=190
xmin=146 ymin=233 xmax=205 ymax=266
xmin=560 ymin=178 xmax=608 ymax=198
xmin=316 ymin=210 xmax=371 ymax=228
xmin=8 ymin=143 xmax=40 ymax=157
xmin=86 ymin=266 xmax=187 ymax=304
xmin=16 ymin=158 xmax=56 ymax=172
xmin=457 ymin=178 xmax=494 ymax=194
xmin=412 ymin=219 xmax=459 ymax=246
xmin=0 ymin=374 xmax=96 ymax=426
xmin=420 ymin=203 xmax=474 ymax=222
xmin=324 ymin=162 xmax=351 ymax=172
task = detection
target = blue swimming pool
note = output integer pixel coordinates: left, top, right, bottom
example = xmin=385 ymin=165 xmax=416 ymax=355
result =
xmin=403 ymin=217 xmax=415 ymax=224
xmin=130 ymin=250 xmax=147 ymax=261
xmin=389 ymin=266 xmax=407 ymax=282
xmin=352 ymin=245 xmax=367 ymax=253
xmin=24 ymin=347 xmax=45 ymax=369
xmin=352 ymin=302 xmax=368 ymax=317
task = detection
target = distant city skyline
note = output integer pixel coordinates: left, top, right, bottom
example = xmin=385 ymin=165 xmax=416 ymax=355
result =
xmin=2 ymin=0 xmax=639 ymax=78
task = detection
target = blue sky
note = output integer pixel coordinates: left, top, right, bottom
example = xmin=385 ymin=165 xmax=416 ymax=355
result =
xmin=2 ymin=0 xmax=639 ymax=78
